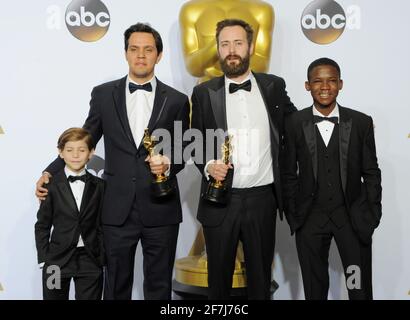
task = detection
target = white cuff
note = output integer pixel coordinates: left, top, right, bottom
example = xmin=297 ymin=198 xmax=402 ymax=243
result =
xmin=163 ymin=155 xmax=171 ymax=177
xmin=204 ymin=160 xmax=215 ymax=181
xmin=42 ymin=171 xmax=52 ymax=178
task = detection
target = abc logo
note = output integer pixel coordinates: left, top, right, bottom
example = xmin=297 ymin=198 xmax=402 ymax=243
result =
xmin=65 ymin=0 xmax=110 ymax=42
xmin=301 ymin=0 xmax=346 ymax=44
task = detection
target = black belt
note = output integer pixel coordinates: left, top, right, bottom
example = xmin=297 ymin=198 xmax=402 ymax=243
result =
xmin=231 ymin=184 xmax=274 ymax=196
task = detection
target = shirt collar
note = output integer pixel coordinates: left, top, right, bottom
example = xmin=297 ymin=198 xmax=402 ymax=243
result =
xmin=64 ymin=166 xmax=86 ymax=178
xmin=313 ymin=103 xmax=340 ymax=119
xmin=225 ymin=71 xmax=253 ymax=90
xmin=126 ymin=75 xmax=157 ymax=95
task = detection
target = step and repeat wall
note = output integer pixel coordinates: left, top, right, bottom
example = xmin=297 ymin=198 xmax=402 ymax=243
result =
xmin=0 ymin=0 xmax=409 ymax=299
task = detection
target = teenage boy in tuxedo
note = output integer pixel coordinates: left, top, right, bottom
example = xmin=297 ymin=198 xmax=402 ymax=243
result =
xmin=282 ymin=58 xmax=382 ymax=299
xmin=35 ymin=127 xmax=105 ymax=300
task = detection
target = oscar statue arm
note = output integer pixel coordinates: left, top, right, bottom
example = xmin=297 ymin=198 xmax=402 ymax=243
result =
xmin=250 ymin=4 xmax=274 ymax=72
xmin=179 ymin=4 xmax=218 ymax=77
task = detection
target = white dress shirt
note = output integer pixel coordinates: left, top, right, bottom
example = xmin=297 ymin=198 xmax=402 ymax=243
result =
xmin=205 ymin=72 xmax=274 ymax=188
xmin=126 ymin=75 xmax=156 ymax=147
xmin=64 ymin=166 xmax=86 ymax=247
xmin=313 ymin=104 xmax=340 ymax=147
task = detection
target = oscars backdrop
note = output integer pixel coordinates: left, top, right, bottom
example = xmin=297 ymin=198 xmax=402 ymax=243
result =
xmin=0 ymin=0 xmax=409 ymax=299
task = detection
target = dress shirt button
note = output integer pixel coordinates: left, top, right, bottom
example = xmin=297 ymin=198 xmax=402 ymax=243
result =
xmin=132 ymin=178 xmax=136 ymax=182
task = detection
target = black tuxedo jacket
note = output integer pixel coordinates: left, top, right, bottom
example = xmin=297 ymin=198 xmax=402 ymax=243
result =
xmin=281 ymin=106 xmax=382 ymax=243
xmin=46 ymin=77 xmax=190 ymax=227
xmin=191 ymin=72 xmax=296 ymax=227
xmin=35 ymin=170 xmax=105 ymax=268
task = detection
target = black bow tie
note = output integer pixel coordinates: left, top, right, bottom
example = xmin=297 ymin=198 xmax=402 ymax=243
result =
xmin=129 ymin=82 xmax=152 ymax=93
xmin=229 ymin=80 xmax=251 ymax=94
xmin=313 ymin=115 xmax=339 ymax=125
xmin=67 ymin=175 xmax=87 ymax=183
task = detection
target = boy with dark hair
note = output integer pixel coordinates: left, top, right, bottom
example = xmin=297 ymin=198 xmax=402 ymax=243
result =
xmin=282 ymin=58 xmax=382 ymax=299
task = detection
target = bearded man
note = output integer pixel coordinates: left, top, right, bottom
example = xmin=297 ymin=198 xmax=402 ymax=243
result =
xmin=190 ymin=19 xmax=296 ymax=299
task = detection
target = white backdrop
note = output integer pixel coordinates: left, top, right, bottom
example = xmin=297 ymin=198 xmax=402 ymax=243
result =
xmin=0 ymin=0 xmax=409 ymax=300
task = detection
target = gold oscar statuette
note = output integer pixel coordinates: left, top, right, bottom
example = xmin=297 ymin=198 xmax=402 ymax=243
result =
xmin=203 ymin=135 xmax=233 ymax=204
xmin=143 ymin=128 xmax=174 ymax=197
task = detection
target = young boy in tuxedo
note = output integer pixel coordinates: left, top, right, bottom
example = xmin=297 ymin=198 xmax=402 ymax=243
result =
xmin=35 ymin=127 xmax=105 ymax=300
xmin=282 ymin=58 xmax=382 ymax=299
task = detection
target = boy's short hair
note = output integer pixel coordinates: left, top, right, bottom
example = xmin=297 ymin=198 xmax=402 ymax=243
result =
xmin=57 ymin=127 xmax=94 ymax=151
xmin=307 ymin=57 xmax=341 ymax=80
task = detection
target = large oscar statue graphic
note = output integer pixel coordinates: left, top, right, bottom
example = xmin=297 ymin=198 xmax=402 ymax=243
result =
xmin=174 ymin=0 xmax=274 ymax=297
xmin=180 ymin=0 xmax=273 ymax=83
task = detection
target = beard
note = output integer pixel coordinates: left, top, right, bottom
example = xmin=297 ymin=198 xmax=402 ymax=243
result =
xmin=219 ymin=52 xmax=250 ymax=78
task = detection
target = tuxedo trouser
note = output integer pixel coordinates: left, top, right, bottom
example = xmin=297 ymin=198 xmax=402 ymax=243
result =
xmin=42 ymin=247 xmax=103 ymax=300
xmin=102 ymin=200 xmax=179 ymax=300
xmin=203 ymin=184 xmax=277 ymax=300
xmin=295 ymin=206 xmax=373 ymax=300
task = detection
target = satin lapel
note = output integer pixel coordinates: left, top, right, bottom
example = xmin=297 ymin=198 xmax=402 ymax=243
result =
xmin=55 ymin=173 xmax=79 ymax=216
xmin=147 ymin=78 xmax=168 ymax=133
xmin=338 ymin=107 xmax=352 ymax=193
xmin=253 ymin=73 xmax=279 ymax=163
xmin=135 ymin=79 xmax=169 ymax=150
xmin=208 ymin=77 xmax=227 ymax=131
xmin=113 ymin=76 xmax=137 ymax=149
xmin=79 ymin=172 xmax=96 ymax=217
xmin=302 ymin=109 xmax=318 ymax=181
